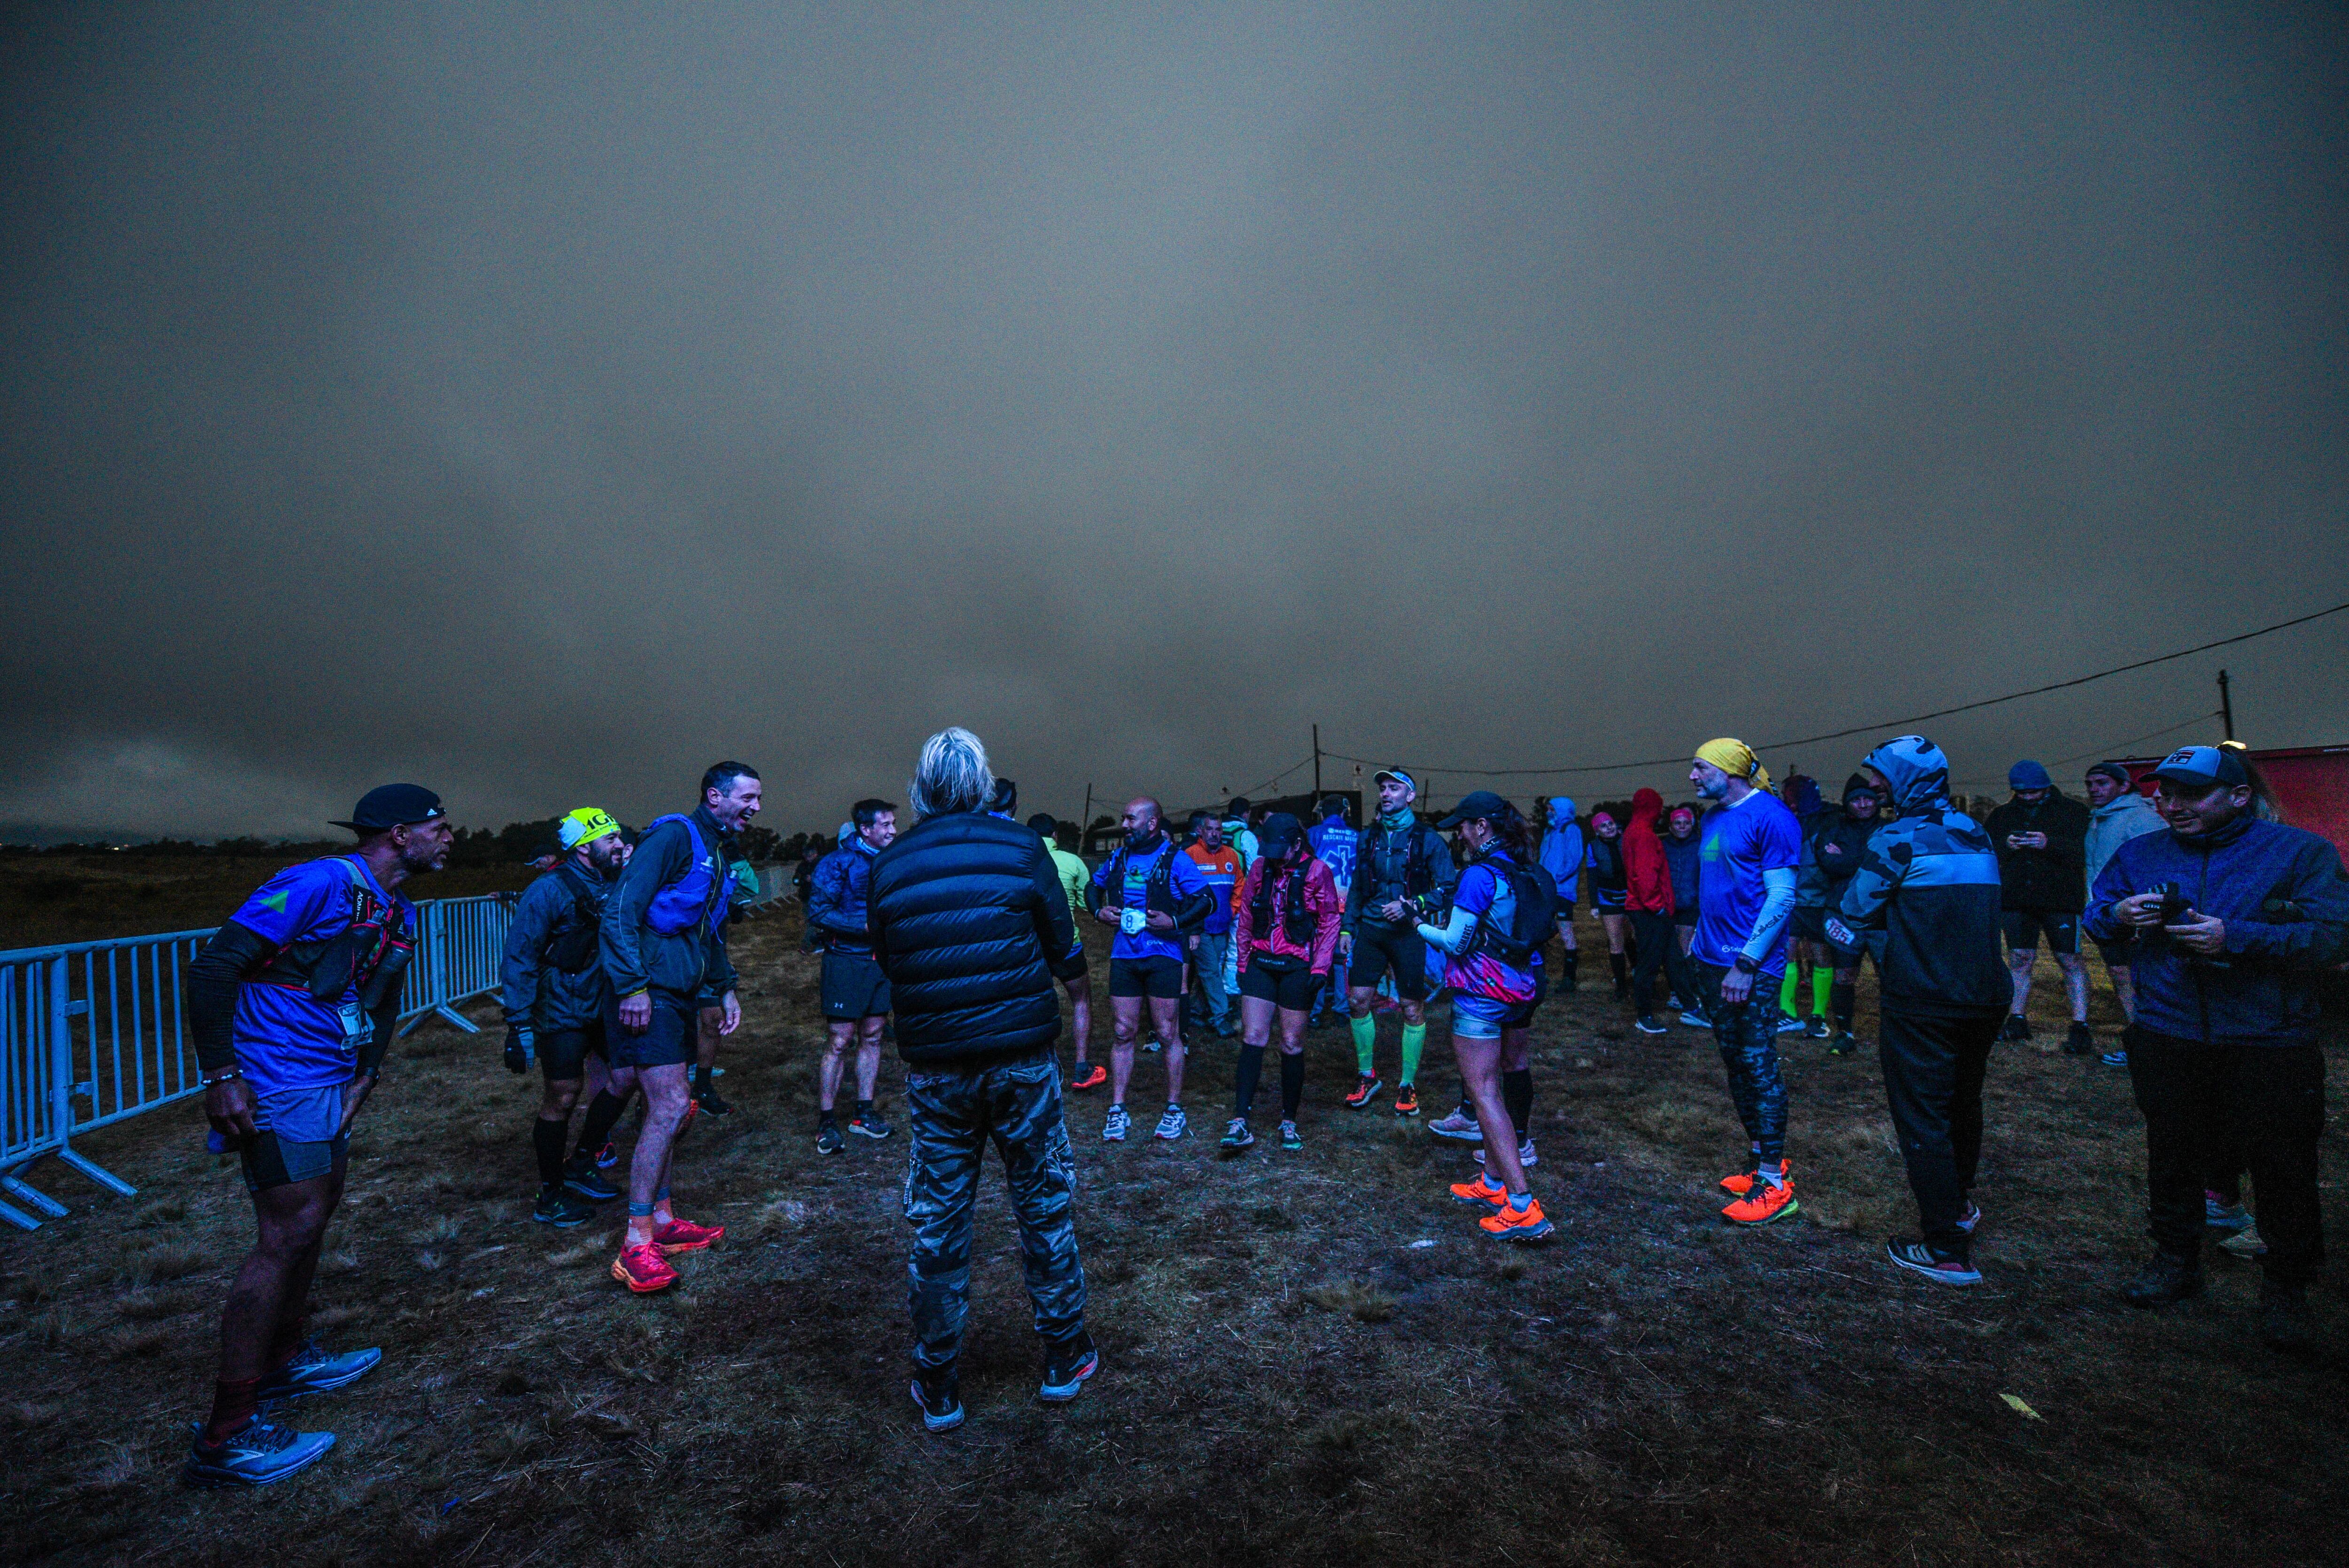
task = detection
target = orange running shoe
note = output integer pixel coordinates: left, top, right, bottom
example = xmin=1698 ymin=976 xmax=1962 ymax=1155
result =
xmin=653 ymin=1218 xmax=724 ymax=1254
xmin=1393 ymin=1085 xmax=1420 ymax=1118
xmin=1479 ymin=1197 xmax=1555 ymax=1242
xmin=1068 ymin=1064 xmax=1107 ymax=1092
xmin=611 ymin=1242 xmax=679 ymax=1293
xmin=1449 ymin=1171 xmax=1509 ymax=1209
xmin=1345 ymin=1074 xmax=1384 ymax=1109
xmin=1720 ymin=1158 xmax=1788 ymax=1197
xmin=1722 ymin=1175 xmax=1800 ymax=1226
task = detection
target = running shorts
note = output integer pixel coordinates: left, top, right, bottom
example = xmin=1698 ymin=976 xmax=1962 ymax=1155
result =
xmin=1347 ymin=925 xmax=1427 ymax=1001
xmin=1239 ymin=958 xmax=1319 ymax=1011
xmin=2001 ymin=908 xmax=2080 ymax=957
xmin=537 ymin=1021 xmax=607 ymax=1083
xmin=1452 ymin=992 xmax=1535 ymax=1041
xmin=605 ymin=991 xmax=696 ymax=1069
xmin=1789 ymin=907 xmax=1829 ymax=944
xmin=1109 ymin=955 xmax=1184 ymax=999
xmin=820 ymin=950 xmax=892 ymax=1019
xmin=241 ymin=1084 xmax=350 ymax=1192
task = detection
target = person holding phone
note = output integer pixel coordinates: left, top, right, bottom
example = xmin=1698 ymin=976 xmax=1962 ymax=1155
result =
xmin=1985 ymin=761 xmax=2094 ymax=1054
xmin=2085 ymin=745 xmax=2349 ymax=1352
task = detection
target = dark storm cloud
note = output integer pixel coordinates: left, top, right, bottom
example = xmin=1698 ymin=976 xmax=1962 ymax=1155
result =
xmin=3 ymin=3 xmax=2344 ymax=839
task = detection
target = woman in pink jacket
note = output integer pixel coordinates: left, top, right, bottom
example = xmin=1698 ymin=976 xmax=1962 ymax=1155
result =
xmin=1220 ymin=813 xmax=1344 ymax=1153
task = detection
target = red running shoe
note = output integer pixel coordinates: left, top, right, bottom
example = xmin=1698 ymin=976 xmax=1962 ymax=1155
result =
xmin=653 ymin=1218 xmax=724 ymax=1254
xmin=611 ymin=1243 xmax=679 ymax=1293
xmin=1068 ymin=1064 xmax=1106 ymax=1091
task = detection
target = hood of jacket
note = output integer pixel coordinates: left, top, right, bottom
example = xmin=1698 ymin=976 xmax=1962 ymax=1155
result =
xmin=1864 ymin=735 xmax=1952 ymax=814
xmin=1622 ymin=788 xmax=1672 ymax=911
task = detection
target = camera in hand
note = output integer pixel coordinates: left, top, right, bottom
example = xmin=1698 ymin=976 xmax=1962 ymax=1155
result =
xmin=2150 ymin=881 xmax=2190 ymax=924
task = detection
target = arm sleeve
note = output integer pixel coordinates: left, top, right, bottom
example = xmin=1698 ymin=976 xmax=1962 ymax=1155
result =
xmin=599 ymin=823 xmax=682 ymax=999
xmin=2219 ymin=841 xmax=2349 ymax=968
xmin=1168 ymin=852 xmax=1215 ymax=932
xmin=1426 ymin=831 xmax=1460 ymax=903
xmin=1416 ymin=905 xmax=1478 ymax=955
xmin=1086 ymin=855 xmax=1112 ymax=914
xmin=1740 ymin=867 xmax=1798 ymax=963
xmin=498 ymin=878 xmax=558 ymax=1025
xmin=1027 ymin=847 xmax=1086 ymax=980
xmin=187 ymin=920 xmax=278 ymax=1074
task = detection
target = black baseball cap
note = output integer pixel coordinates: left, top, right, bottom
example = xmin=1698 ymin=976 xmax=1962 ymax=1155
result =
xmin=1258 ymin=811 xmax=1305 ymax=858
xmin=331 ymin=783 xmax=446 ymax=831
xmin=1437 ymin=789 xmax=1510 ymax=829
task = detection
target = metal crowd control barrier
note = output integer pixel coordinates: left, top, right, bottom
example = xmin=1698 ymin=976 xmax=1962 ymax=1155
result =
xmin=0 ymin=891 xmax=518 ymax=1232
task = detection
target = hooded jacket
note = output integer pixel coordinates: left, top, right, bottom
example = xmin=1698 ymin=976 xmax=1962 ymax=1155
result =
xmin=1585 ymin=823 xmax=1628 ymax=905
xmin=599 ymin=805 xmax=739 ymax=1002
xmin=2083 ymin=815 xmax=2349 ymax=1047
xmin=1835 ymin=737 xmax=2008 ymax=1017
xmin=866 ymin=809 xmax=1088 ymax=1066
xmin=500 ymin=858 xmax=616 ymax=1032
xmin=1662 ymin=815 xmax=1703 ymax=912
xmin=1623 ymin=788 xmax=1674 ymax=915
xmin=1538 ymin=797 xmax=1584 ymax=903
xmin=1797 ymin=774 xmax=1882 ymax=911
xmin=2085 ymin=790 xmax=2165 ymax=895
xmin=807 ymin=831 xmax=881 ymax=954
xmin=1983 ymin=789 xmax=2092 ymax=913
xmin=1232 ymin=851 xmax=1345 ymax=974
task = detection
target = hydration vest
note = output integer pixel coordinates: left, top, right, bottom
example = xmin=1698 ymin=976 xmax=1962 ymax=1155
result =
xmin=252 ymin=857 xmax=417 ymax=1010
xmin=1099 ymin=839 xmax=1207 ymax=934
xmin=1248 ymin=858 xmax=1320 ymax=947
xmin=544 ymin=861 xmax=609 ymax=973
xmin=1467 ymin=853 xmax=1557 ymax=968
xmin=642 ymin=815 xmax=729 ymax=938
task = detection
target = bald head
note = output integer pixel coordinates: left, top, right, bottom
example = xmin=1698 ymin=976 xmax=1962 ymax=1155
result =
xmin=1120 ymin=796 xmax=1163 ymax=846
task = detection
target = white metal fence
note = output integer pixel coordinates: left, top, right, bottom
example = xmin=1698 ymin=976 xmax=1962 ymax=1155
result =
xmin=0 ymin=892 xmax=519 ymax=1233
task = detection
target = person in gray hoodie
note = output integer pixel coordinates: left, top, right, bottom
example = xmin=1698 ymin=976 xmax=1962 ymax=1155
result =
xmin=2081 ymin=761 xmax=2166 ymax=1065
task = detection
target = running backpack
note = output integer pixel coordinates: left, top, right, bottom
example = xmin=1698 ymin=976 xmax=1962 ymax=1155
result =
xmin=1470 ymin=857 xmax=1557 ymax=968
xmin=1247 ymin=859 xmax=1320 ymax=947
xmin=1094 ymin=841 xmax=1208 ymax=933
xmin=543 ymin=863 xmax=607 ymax=974
xmin=253 ymin=857 xmax=417 ymax=1009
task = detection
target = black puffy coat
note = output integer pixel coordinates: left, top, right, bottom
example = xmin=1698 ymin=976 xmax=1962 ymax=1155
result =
xmin=866 ymin=809 xmax=1087 ymax=1067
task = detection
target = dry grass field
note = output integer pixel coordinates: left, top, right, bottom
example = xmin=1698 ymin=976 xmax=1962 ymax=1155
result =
xmin=1 ymin=896 xmax=2342 ymax=1567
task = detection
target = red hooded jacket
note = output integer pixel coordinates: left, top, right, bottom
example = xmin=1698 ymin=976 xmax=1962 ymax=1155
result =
xmin=1623 ymin=787 xmax=1675 ymax=915
xmin=1232 ymin=854 xmax=1345 ymax=974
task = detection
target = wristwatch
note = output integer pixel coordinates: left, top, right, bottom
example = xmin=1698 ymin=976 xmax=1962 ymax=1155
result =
xmin=1732 ymin=955 xmax=1760 ymax=976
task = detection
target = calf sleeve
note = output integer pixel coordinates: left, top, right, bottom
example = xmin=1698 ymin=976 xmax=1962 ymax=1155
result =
xmin=1400 ymin=1022 xmax=1427 ymax=1087
xmin=1235 ymin=1045 xmax=1265 ymax=1118
xmin=574 ymin=1090 xmax=628 ymax=1160
xmin=1812 ymin=967 xmax=1833 ymax=1017
xmin=1280 ymin=1052 xmax=1304 ymax=1120
xmin=1351 ymin=1013 xmax=1377 ymax=1074
xmin=1831 ymin=979 xmax=1856 ymax=1031
xmin=1502 ymin=1068 xmax=1532 ymax=1140
xmin=533 ymin=1116 xmax=568 ymax=1187
xmin=1779 ymin=966 xmax=1799 ymax=1016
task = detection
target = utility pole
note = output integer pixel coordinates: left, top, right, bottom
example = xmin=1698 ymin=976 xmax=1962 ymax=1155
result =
xmin=1080 ymin=784 xmax=1092 ymax=851
xmin=1312 ymin=725 xmax=1321 ymax=800
xmin=2217 ymin=669 xmax=2235 ymax=742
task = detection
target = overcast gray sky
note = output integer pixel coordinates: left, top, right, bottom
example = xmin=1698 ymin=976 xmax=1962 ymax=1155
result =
xmin=4 ymin=2 xmax=2344 ymax=840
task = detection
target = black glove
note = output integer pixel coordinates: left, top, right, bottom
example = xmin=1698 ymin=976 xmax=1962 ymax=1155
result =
xmin=504 ymin=1025 xmax=531 ymax=1074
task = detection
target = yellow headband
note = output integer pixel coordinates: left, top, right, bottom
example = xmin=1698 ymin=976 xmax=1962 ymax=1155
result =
xmin=1695 ymin=738 xmax=1771 ymax=793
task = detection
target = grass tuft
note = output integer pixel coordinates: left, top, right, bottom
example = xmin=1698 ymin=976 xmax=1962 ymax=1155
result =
xmin=1302 ymin=1280 xmax=1396 ymax=1323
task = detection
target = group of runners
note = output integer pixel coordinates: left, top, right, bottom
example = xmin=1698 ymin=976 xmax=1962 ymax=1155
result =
xmin=179 ymin=731 xmax=2345 ymax=1481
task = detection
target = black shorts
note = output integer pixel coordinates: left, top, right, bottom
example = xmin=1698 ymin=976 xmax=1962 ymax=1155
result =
xmin=1592 ymin=895 xmax=1626 ymax=918
xmin=1240 ymin=958 xmax=1319 ymax=1010
xmin=821 ymin=950 xmax=892 ymax=1019
xmin=1109 ymin=955 xmax=1185 ymax=999
xmin=538 ymin=1022 xmax=607 ymax=1083
xmin=1789 ymin=908 xmax=1829 ymax=944
xmin=1347 ymin=925 xmax=1427 ymax=1001
xmin=2093 ymin=938 xmax=2135 ymax=970
xmin=1672 ymin=906 xmax=1698 ymax=929
xmin=2001 ymin=908 xmax=2080 ymax=957
xmin=605 ymin=991 xmax=696 ymax=1069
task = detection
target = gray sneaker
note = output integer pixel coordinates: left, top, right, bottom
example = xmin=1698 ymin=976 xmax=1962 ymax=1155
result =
xmin=1427 ymin=1107 xmax=1483 ymax=1143
xmin=252 ymin=1341 xmax=382 ymax=1403
xmin=1153 ymin=1104 xmax=1188 ymax=1141
xmin=184 ymin=1418 xmax=336 ymax=1489
xmin=1102 ymin=1104 xmax=1131 ymax=1142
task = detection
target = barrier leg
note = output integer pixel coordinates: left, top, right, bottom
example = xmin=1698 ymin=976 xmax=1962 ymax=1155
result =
xmin=0 ymin=1196 xmax=39 ymax=1232
xmin=432 ymin=1005 xmax=481 ymax=1034
xmin=0 ymin=1170 xmax=68 ymax=1219
xmin=57 ymin=1146 xmax=137 ymax=1198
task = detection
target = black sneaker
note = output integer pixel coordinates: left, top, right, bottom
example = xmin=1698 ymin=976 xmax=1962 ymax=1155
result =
xmin=2260 ymin=1280 xmax=2316 ymax=1357
xmin=2064 ymin=1022 xmax=2093 ymax=1056
xmin=1827 ymin=1032 xmax=1860 ymax=1056
xmin=1040 ymin=1331 xmax=1099 ymax=1403
xmin=910 ymin=1365 xmax=964 ymax=1433
xmin=1634 ymin=1015 xmax=1666 ymax=1035
xmin=1999 ymin=1016 xmax=2030 ymax=1043
xmin=2121 ymin=1251 xmax=2202 ymax=1307
xmin=1219 ymin=1117 xmax=1254 ymax=1151
xmin=1885 ymin=1237 xmax=1981 ymax=1286
xmin=694 ymin=1084 xmax=733 ymax=1116
xmin=817 ymin=1123 xmax=845 ymax=1156
xmin=849 ymin=1112 xmax=893 ymax=1141
xmin=560 ymin=1157 xmax=619 ymax=1202
xmin=533 ymin=1185 xmax=596 ymax=1228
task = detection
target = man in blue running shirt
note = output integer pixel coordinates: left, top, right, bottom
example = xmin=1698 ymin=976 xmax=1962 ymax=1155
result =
xmin=1689 ymin=739 xmax=1805 ymax=1226
xmin=1088 ymin=798 xmax=1216 ymax=1142
xmin=182 ymin=784 xmax=451 ymax=1487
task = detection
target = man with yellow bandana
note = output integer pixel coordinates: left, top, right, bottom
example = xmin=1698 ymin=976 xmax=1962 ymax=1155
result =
xmin=499 ymin=807 xmax=630 ymax=1226
xmin=1688 ymin=740 xmax=1806 ymax=1226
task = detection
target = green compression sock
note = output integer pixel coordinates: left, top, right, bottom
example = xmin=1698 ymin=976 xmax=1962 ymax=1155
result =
xmin=1778 ymin=966 xmax=1798 ymax=1016
xmin=1811 ymin=966 xmax=1833 ymax=1018
xmin=1351 ymin=1012 xmax=1377 ymax=1074
xmin=1400 ymin=1022 xmax=1427 ymax=1087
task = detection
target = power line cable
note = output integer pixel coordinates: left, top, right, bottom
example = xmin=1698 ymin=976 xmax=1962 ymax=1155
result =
xmin=1948 ymin=711 xmax=2221 ymax=787
xmin=1324 ymin=599 xmax=2349 ymax=780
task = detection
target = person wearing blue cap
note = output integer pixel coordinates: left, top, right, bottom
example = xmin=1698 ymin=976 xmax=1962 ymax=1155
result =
xmin=180 ymin=783 xmax=452 ymax=1486
xmin=2085 ymin=745 xmax=2349 ymax=1352
xmin=1984 ymin=760 xmax=2093 ymax=1054
xmin=1342 ymin=768 xmax=1458 ymax=1122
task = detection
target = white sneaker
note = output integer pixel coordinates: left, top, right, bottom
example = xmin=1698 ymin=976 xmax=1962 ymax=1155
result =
xmin=1102 ymin=1104 xmax=1130 ymax=1142
xmin=1153 ymin=1105 xmax=1187 ymax=1141
xmin=1774 ymin=1013 xmax=1808 ymax=1035
xmin=1474 ymin=1139 xmax=1538 ymax=1169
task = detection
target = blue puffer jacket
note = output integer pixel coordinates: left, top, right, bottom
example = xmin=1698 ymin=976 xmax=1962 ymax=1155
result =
xmin=867 ymin=810 xmax=1089 ymax=1067
xmin=807 ymin=835 xmax=879 ymax=954
xmin=2085 ymin=815 xmax=2349 ymax=1047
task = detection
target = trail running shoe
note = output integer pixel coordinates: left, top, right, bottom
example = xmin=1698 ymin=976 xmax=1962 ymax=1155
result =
xmin=817 ymin=1123 xmax=845 ymax=1156
xmin=1480 ymin=1198 xmax=1555 ymax=1242
xmin=1720 ymin=1159 xmax=1787 ymax=1197
xmin=253 ymin=1340 xmax=383 ymax=1403
xmin=1956 ymin=1201 xmax=1982 ymax=1234
xmin=1427 ymin=1107 xmax=1482 ymax=1143
xmin=1219 ymin=1118 xmax=1254 ymax=1151
xmin=2204 ymin=1194 xmax=2252 ymax=1232
xmin=184 ymin=1418 xmax=335 ymax=1489
xmin=593 ymin=1140 xmax=619 ymax=1170
xmin=850 ymin=1112 xmax=893 ymax=1141
xmin=910 ymin=1366 xmax=964 ymax=1433
xmin=1886 ymin=1238 xmax=1981 ymax=1286
xmin=1279 ymin=1120 xmax=1304 ymax=1151
xmin=1635 ymin=1016 xmax=1666 ymax=1034
xmin=1473 ymin=1140 xmax=1539 ymax=1170
xmin=1806 ymin=1018 xmax=1833 ymax=1040
xmin=653 ymin=1217 xmax=723 ymax=1254
xmin=1040 ymin=1333 xmax=1099 ymax=1403
xmin=1346 ymin=1074 xmax=1384 ymax=1110
xmin=1775 ymin=1013 xmax=1809 ymax=1036
xmin=560 ymin=1160 xmax=620 ymax=1202
xmin=1102 ymin=1104 xmax=1131 ymax=1142
xmin=1154 ymin=1104 xmax=1187 ymax=1141
xmin=1450 ymin=1171 xmax=1509 ymax=1210
xmin=1722 ymin=1177 xmax=1799 ymax=1226
xmin=1999 ymin=1016 xmax=2030 ymax=1043
xmin=694 ymin=1084 xmax=733 ymax=1116
xmin=2121 ymin=1252 xmax=2202 ymax=1307
xmin=1142 ymin=1037 xmax=1163 ymax=1054
xmin=2099 ymin=1047 xmax=2129 ymax=1069
xmin=2065 ymin=1022 xmax=2094 ymax=1056
xmin=533 ymin=1186 xmax=597 ymax=1227
xmin=1068 ymin=1064 xmax=1107 ymax=1092
xmin=611 ymin=1242 xmax=679 ymax=1293
xmin=1678 ymin=1009 xmax=1711 ymax=1029
xmin=1393 ymin=1085 xmax=1419 ymax=1118
xmin=1827 ymin=1032 xmax=1859 ymax=1057
xmin=2219 ymin=1225 xmax=2267 ymax=1259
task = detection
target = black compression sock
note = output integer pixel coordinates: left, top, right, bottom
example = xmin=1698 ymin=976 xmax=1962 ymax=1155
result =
xmin=1235 ymin=1045 xmax=1265 ymax=1118
xmin=532 ymin=1116 xmax=568 ymax=1187
xmin=1562 ymin=948 xmax=1580 ymax=989
xmin=693 ymin=1065 xmax=712 ymax=1096
xmin=1831 ymin=980 xmax=1856 ymax=1031
xmin=1501 ymin=1068 xmax=1532 ymax=1141
xmin=1280 ymin=1052 xmax=1304 ymax=1121
xmin=1609 ymin=952 xmax=1629 ymax=986
xmin=818 ymin=1108 xmax=838 ymax=1129
xmin=855 ymin=1099 xmax=873 ymax=1118
xmin=573 ymin=1091 xmax=627 ymax=1162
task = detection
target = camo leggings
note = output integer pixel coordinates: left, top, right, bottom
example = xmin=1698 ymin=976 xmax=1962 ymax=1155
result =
xmin=1700 ymin=963 xmax=1789 ymax=1165
xmin=902 ymin=1053 xmax=1086 ymax=1369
